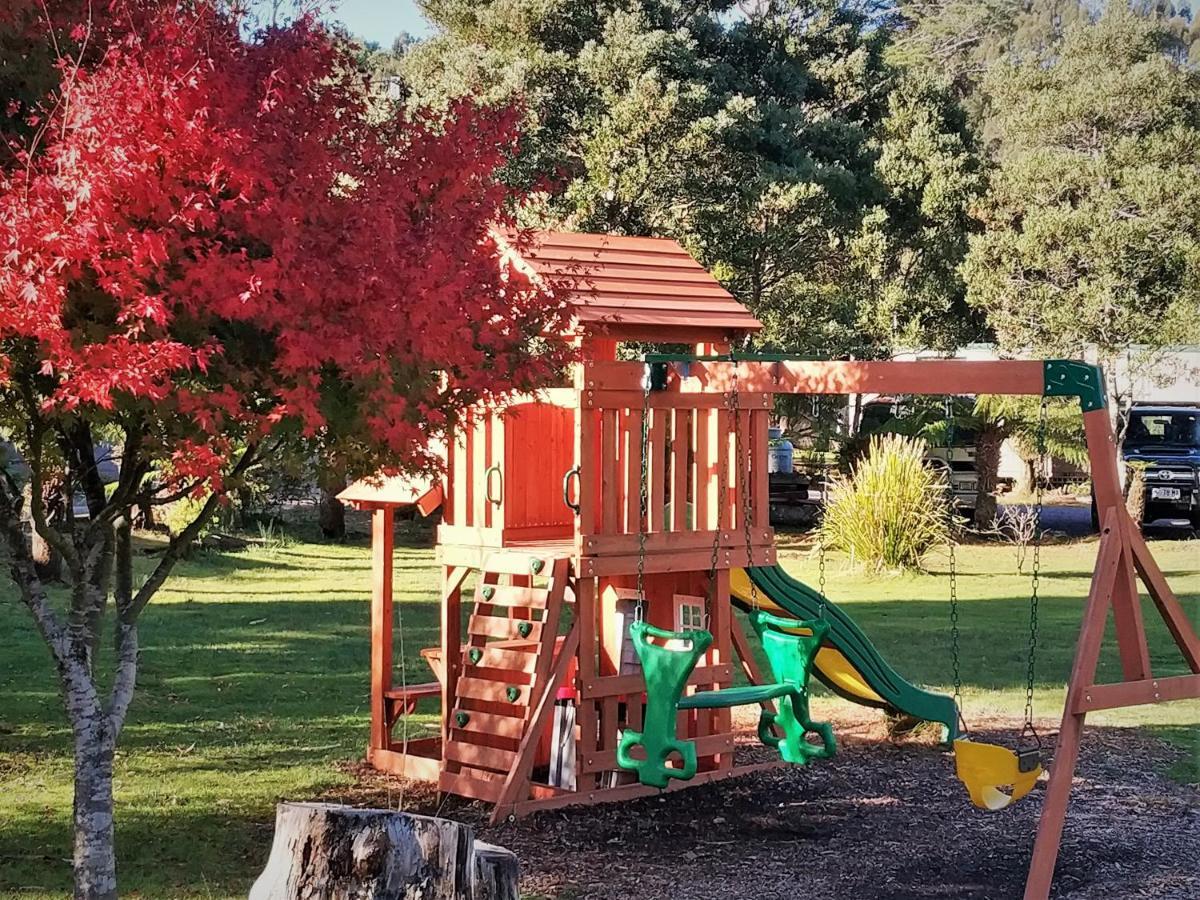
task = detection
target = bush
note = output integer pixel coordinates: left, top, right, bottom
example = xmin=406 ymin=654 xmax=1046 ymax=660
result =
xmin=819 ymin=434 xmax=949 ymax=573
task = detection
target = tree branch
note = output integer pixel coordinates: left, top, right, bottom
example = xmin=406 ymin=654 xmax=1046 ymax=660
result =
xmin=1 ymin=468 xmax=70 ymax=666
xmin=123 ymin=444 xmax=258 ymax=623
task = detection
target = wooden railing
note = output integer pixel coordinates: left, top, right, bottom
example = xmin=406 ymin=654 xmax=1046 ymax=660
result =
xmin=574 ymin=384 xmax=772 ymax=569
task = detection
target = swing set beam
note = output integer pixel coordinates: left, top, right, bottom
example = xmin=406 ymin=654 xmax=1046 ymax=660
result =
xmin=584 ymin=354 xmax=1198 ymax=900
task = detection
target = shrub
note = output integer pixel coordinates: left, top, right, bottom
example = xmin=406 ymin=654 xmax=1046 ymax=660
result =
xmin=819 ymin=434 xmax=949 ymax=573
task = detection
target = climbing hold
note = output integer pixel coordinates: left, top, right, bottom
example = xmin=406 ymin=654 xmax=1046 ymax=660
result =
xmin=530 ymin=558 xmax=545 ymax=574
xmin=505 ymin=686 xmax=520 ymax=703
xmin=468 ymin=648 xmax=483 ymax=665
xmin=517 ymin=621 xmax=533 ymax=638
xmin=482 ymin=586 xmax=495 ymax=601
xmin=455 ymin=711 xmax=470 ymax=728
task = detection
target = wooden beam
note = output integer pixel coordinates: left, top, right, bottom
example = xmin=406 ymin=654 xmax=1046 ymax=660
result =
xmin=439 ymin=565 xmax=468 ymax=747
xmin=580 ymin=359 xmax=1048 ymax=396
xmin=1023 ymin=512 xmax=1122 ymax=900
xmin=1074 ymin=674 xmax=1200 ymax=713
xmin=370 ymin=508 xmax=395 ymax=754
xmin=1127 ymin=523 xmax=1200 ymax=673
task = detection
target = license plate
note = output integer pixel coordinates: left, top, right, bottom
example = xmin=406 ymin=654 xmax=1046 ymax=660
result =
xmin=1151 ymin=487 xmax=1181 ymax=500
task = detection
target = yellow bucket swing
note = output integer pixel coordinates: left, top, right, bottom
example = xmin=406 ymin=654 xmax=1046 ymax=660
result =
xmin=946 ymin=399 xmax=1048 ymax=811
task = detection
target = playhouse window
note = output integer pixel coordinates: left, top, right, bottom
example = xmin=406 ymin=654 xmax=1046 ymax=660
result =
xmin=676 ymin=602 xmax=705 ymax=632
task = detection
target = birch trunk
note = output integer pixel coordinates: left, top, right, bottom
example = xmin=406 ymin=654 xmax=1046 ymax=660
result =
xmin=67 ymin=676 xmax=118 ymax=900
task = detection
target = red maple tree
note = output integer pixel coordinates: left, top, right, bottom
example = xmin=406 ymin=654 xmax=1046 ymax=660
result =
xmin=0 ymin=3 xmax=568 ymax=897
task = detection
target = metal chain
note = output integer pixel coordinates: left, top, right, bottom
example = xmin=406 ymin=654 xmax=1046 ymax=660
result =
xmin=944 ymin=397 xmax=965 ymax=730
xmin=1022 ymin=398 xmax=1049 ymax=743
xmin=732 ymin=363 xmax=759 ymax=609
xmin=635 ymin=367 xmax=651 ymax=621
xmin=816 ymin=459 xmax=828 ymax=619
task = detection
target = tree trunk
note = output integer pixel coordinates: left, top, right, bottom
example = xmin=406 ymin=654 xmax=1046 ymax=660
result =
xmin=250 ymin=803 xmax=519 ymax=900
xmin=70 ymin=694 xmax=117 ymax=900
xmin=973 ymin=423 xmax=1006 ymax=530
xmin=317 ymin=466 xmax=346 ymax=541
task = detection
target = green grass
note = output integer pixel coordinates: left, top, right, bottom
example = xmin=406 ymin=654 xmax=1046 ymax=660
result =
xmin=1 ymin=525 xmax=1197 ymax=898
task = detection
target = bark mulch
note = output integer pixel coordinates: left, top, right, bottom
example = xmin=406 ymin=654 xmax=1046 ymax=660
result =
xmin=326 ymin=709 xmax=1200 ymax=900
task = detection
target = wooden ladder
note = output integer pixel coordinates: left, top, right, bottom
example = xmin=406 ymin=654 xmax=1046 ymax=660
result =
xmin=440 ymin=553 xmax=571 ymax=812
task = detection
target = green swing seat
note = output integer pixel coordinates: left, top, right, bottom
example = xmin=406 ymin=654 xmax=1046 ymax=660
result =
xmin=616 ymin=610 xmax=836 ymax=789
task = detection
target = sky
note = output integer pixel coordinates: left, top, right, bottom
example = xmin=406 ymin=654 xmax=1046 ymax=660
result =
xmin=325 ymin=0 xmax=433 ymax=42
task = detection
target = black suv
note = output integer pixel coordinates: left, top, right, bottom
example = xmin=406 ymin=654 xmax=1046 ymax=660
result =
xmin=1122 ymin=406 xmax=1200 ymax=530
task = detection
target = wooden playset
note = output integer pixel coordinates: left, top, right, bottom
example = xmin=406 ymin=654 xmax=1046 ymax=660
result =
xmin=339 ymin=231 xmax=1200 ymax=900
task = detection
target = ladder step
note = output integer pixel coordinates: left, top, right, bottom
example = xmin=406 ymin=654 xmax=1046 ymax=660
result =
xmin=480 ymin=552 xmax=555 ymax=578
xmin=469 ymin=614 xmax=545 ymax=642
xmin=463 ymin=645 xmax=540 ymax=674
xmin=475 ymin=585 xmax=550 ymax=609
xmin=457 ymin=676 xmax=531 ymax=706
xmin=450 ymin=709 xmax=527 ymax=740
xmin=444 ymin=738 xmax=517 ymax=773
xmin=439 ymin=770 xmax=502 ymax=803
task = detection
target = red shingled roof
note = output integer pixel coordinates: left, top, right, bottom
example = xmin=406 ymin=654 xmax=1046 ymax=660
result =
xmin=496 ymin=230 xmax=761 ymax=339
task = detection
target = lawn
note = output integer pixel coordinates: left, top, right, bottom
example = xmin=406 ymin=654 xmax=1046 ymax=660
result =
xmin=1 ymin=522 xmax=1197 ymax=898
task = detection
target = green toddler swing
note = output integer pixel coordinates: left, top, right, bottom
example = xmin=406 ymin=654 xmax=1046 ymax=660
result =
xmin=615 ymin=369 xmax=836 ymax=790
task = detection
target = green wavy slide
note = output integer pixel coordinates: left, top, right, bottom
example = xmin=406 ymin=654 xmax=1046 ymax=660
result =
xmin=731 ymin=564 xmax=959 ymax=742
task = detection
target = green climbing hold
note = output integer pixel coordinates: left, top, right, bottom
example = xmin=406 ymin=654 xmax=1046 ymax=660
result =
xmin=506 ymin=686 xmax=521 ymax=703
xmin=530 ymin=558 xmax=545 ymax=574
xmin=468 ymin=648 xmax=483 ymax=665
xmin=455 ymin=711 xmax=470 ymax=728
xmin=517 ymin=621 xmax=533 ymax=638
xmin=482 ymin=586 xmax=495 ymax=601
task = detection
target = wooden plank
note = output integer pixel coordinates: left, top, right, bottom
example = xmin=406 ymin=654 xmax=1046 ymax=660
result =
xmin=463 ymin=645 xmax=540 ymax=674
xmin=1127 ymin=520 xmax=1200 ymax=672
xmin=601 ymin=408 xmax=620 ymax=534
xmin=579 ymin=665 xmax=733 ymax=698
xmin=492 ymin=625 xmax=582 ymax=823
xmin=440 ymin=565 xmax=469 ymax=748
xmin=581 ymin=732 xmax=736 ymax=774
xmin=456 ymin=676 xmax=530 ymax=707
xmin=716 ymin=407 xmax=730 ymax=529
xmin=734 ymin=410 xmax=751 ymax=533
xmin=468 ymin=614 xmax=545 ymax=642
xmin=1074 ymin=673 xmax=1200 ymax=713
xmin=648 ymin=409 xmax=667 ymax=532
xmin=581 ymin=390 xmax=770 ymax=410
xmin=1110 ymin=513 xmax=1152 ymax=681
xmin=472 ymin=410 xmax=489 ymax=529
xmin=624 ymin=407 xmax=641 ymax=534
xmin=578 ymin=406 xmax=598 ymax=535
xmin=751 ymin=410 xmax=769 ymax=527
xmin=370 ymin=508 xmax=395 ymax=753
xmin=672 ymin=408 xmax=690 ymax=532
xmin=582 ymin=359 xmax=1048 ymax=396
xmin=450 ymin=708 xmax=528 ymax=740
xmin=577 ymin=544 xmax=777 ymax=578
xmin=439 ymin=769 xmax=502 ymax=803
xmin=1023 ymin=511 xmax=1122 ymax=900
xmin=443 ymin=738 xmax=518 ymax=773
xmin=480 ymin=552 xmax=555 ymax=580
xmin=694 ymin=408 xmax=711 ymax=530
xmin=579 ymin=527 xmax=772 ymax=556
xmin=370 ymin=745 xmax=441 ymax=783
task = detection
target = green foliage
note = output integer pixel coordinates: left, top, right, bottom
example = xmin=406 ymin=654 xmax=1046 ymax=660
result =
xmin=820 ymin=433 xmax=949 ymax=572
xmin=402 ymin=0 xmax=981 ymax=357
xmin=963 ymin=9 xmax=1200 ymax=365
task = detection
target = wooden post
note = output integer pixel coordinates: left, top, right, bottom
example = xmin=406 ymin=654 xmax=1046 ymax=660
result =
xmin=370 ymin=507 xmax=395 ymax=754
xmin=1023 ymin=512 xmax=1121 ymax=899
xmin=440 ymin=565 xmax=468 ymax=748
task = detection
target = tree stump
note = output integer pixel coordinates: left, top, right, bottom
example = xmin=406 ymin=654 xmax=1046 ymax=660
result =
xmin=249 ymin=803 xmax=519 ymax=900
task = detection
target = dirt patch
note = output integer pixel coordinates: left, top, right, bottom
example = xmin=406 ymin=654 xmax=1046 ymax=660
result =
xmin=325 ymin=709 xmax=1200 ymax=900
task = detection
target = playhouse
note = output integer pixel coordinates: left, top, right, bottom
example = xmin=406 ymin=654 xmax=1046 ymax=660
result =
xmin=340 ymin=231 xmax=1200 ymax=900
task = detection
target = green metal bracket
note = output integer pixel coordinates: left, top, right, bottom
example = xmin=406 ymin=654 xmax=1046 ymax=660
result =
xmin=646 ymin=361 xmax=670 ymax=391
xmin=1043 ymin=360 xmax=1107 ymax=412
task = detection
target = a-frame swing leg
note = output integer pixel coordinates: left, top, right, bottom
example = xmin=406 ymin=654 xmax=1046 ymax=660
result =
xmin=1023 ymin=511 xmax=1122 ymax=900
